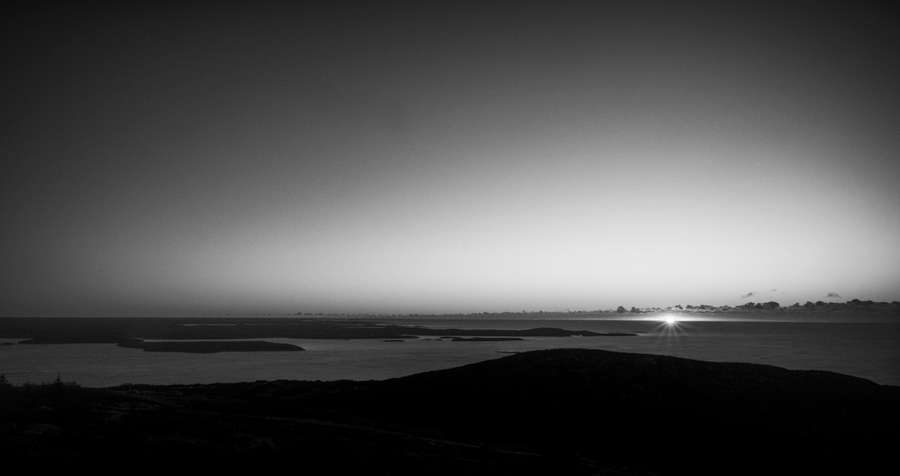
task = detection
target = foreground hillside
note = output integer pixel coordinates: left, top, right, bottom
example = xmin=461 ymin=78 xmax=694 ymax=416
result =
xmin=2 ymin=349 xmax=897 ymax=474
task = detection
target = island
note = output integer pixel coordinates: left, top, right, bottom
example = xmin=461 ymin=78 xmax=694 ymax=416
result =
xmin=443 ymin=336 xmax=525 ymax=342
xmin=0 ymin=318 xmax=635 ymax=344
xmin=116 ymin=338 xmax=304 ymax=353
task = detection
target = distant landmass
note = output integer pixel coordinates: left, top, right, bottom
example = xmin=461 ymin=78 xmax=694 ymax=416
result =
xmin=1 ymin=348 xmax=896 ymax=474
xmin=0 ymin=318 xmax=634 ymax=351
xmin=116 ymin=338 xmax=304 ymax=353
xmin=1 ymin=300 xmax=896 ymax=352
xmin=611 ymin=298 xmax=900 ymax=314
xmin=443 ymin=336 xmax=524 ymax=342
xmin=284 ymin=298 xmax=900 ymax=317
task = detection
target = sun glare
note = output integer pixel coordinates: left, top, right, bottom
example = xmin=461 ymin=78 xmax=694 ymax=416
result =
xmin=653 ymin=314 xmax=687 ymax=345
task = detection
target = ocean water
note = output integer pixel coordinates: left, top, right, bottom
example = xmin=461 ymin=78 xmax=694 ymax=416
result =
xmin=1 ymin=316 xmax=897 ymax=387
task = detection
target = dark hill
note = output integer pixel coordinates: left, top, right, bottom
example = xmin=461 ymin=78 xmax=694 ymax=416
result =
xmin=320 ymin=349 xmax=899 ymax=474
xmin=2 ymin=349 xmax=897 ymax=474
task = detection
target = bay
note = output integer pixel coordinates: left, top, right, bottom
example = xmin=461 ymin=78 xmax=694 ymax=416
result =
xmin=1 ymin=316 xmax=897 ymax=387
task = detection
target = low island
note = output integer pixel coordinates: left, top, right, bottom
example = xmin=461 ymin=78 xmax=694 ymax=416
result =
xmin=0 ymin=318 xmax=635 ymax=345
xmin=116 ymin=338 xmax=304 ymax=353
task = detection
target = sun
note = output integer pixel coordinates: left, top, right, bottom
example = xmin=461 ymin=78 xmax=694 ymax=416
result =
xmin=664 ymin=316 xmax=678 ymax=325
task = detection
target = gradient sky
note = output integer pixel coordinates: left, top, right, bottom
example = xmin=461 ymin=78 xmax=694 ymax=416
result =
xmin=3 ymin=2 xmax=899 ymax=316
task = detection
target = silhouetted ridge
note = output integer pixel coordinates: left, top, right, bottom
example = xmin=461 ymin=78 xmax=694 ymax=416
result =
xmin=323 ymin=349 xmax=897 ymax=474
xmin=2 ymin=349 xmax=896 ymax=475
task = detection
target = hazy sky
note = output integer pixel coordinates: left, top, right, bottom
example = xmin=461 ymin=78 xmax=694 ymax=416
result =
xmin=3 ymin=2 xmax=899 ymax=316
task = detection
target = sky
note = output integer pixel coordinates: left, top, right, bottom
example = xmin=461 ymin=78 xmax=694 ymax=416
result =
xmin=2 ymin=2 xmax=899 ymax=316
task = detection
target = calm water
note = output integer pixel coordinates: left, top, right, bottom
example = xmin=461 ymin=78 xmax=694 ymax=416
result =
xmin=1 ymin=317 xmax=897 ymax=387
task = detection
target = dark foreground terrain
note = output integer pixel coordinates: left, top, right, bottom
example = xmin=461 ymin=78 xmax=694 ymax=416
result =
xmin=2 ymin=349 xmax=897 ymax=474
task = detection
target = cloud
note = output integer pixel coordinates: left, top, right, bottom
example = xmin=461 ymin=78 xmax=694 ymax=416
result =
xmin=826 ymin=292 xmax=842 ymax=298
xmin=740 ymin=289 xmax=785 ymax=299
